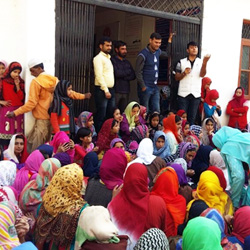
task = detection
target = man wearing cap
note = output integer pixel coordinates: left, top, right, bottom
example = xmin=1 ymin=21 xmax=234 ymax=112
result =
xmin=6 ymin=59 xmax=58 ymax=152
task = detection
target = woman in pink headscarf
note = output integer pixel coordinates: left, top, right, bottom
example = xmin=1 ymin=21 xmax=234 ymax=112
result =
xmin=12 ymin=150 xmax=45 ymax=196
xmin=50 ymin=131 xmax=75 ymax=162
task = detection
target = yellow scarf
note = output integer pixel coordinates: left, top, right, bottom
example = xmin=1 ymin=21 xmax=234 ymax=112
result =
xmin=187 ymin=170 xmax=233 ymax=216
xmin=43 ymin=163 xmax=86 ymax=217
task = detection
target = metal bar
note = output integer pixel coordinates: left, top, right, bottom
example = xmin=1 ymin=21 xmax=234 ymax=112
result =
xmin=73 ymin=0 xmax=200 ymax=24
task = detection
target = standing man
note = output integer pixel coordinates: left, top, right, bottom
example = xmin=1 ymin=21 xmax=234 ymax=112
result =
xmin=175 ymin=41 xmax=210 ymax=125
xmin=135 ymin=32 xmax=174 ymax=114
xmin=6 ymin=59 xmax=58 ymax=152
xmin=93 ymin=37 xmax=115 ymax=132
xmin=111 ymin=40 xmax=135 ymax=113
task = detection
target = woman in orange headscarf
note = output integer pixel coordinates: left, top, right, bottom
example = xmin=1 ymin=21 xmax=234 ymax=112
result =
xmin=151 ymin=167 xmax=186 ymax=236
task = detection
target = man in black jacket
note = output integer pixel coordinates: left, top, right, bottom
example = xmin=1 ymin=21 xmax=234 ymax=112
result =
xmin=111 ymin=41 xmax=136 ymax=113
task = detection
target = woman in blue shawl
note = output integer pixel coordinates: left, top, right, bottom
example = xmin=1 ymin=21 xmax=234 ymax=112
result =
xmin=153 ymin=131 xmax=171 ymax=159
xmin=212 ymin=126 xmax=250 ymax=208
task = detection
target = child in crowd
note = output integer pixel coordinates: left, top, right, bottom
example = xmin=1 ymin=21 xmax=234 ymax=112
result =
xmin=76 ymin=111 xmax=97 ymax=142
xmin=177 ymin=109 xmax=187 ymax=120
xmin=49 ymin=80 xmax=91 ymax=137
xmin=96 ymin=118 xmax=120 ymax=158
xmin=153 ymin=131 xmax=171 ymax=159
xmin=204 ymin=89 xmax=221 ymax=131
xmin=181 ymin=120 xmax=191 ymax=141
xmin=226 ymin=86 xmax=248 ymax=130
xmin=147 ymin=111 xmax=161 ymax=140
xmin=163 ymin=114 xmax=182 ymax=154
xmin=74 ymin=127 xmax=98 ymax=167
xmin=111 ymin=107 xmax=123 ymax=122
xmin=0 ymin=60 xmax=7 ymax=105
xmin=199 ymin=77 xmax=212 ymax=120
xmin=201 ymin=118 xmax=216 ymax=148
xmin=0 ymin=62 xmax=25 ymax=146
xmin=120 ymin=101 xmax=145 ymax=142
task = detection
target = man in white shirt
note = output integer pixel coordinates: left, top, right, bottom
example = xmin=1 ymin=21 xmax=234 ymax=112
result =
xmin=93 ymin=37 xmax=115 ymax=132
xmin=175 ymin=41 xmax=210 ymax=125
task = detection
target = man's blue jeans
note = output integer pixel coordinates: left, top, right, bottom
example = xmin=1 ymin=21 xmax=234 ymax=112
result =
xmin=94 ymin=86 xmax=115 ymax=132
xmin=138 ymin=85 xmax=160 ymax=114
xmin=178 ymin=94 xmax=200 ymax=125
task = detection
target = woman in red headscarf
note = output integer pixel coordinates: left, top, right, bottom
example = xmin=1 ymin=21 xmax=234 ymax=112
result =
xmin=226 ymin=87 xmax=248 ymax=130
xmin=0 ymin=62 xmax=25 ymax=146
xmin=199 ymin=77 xmax=212 ymax=120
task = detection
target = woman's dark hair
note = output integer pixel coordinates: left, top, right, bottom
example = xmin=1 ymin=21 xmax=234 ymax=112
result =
xmin=148 ymin=112 xmax=160 ymax=123
xmin=175 ymin=115 xmax=181 ymax=123
xmin=184 ymin=121 xmax=190 ymax=127
xmin=75 ymin=127 xmax=92 ymax=144
xmin=132 ymin=103 xmax=140 ymax=110
xmin=38 ymin=150 xmax=49 ymax=159
xmin=111 ymin=119 xmax=119 ymax=128
xmin=158 ymin=135 xmax=165 ymax=141
xmin=15 ymin=134 xmax=24 ymax=141
xmin=205 ymin=118 xmax=214 ymax=125
xmin=187 ymin=148 xmax=196 ymax=153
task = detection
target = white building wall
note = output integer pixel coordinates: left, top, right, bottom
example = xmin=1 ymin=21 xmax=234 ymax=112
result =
xmin=202 ymin=0 xmax=250 ymax=126
xmin=0 ymin=0 xmax=55 ymax=134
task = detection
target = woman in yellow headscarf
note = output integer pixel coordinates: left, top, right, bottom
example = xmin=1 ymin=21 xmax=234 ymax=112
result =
xmin=34 ymin=164 xmax=88 ymax=250
xmin=187 ymin=170 xmax=233 ymax=217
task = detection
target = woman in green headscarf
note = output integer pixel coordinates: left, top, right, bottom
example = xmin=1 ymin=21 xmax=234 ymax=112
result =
xmin=182 ymin=217 xmax=222 ymax=250
xmin=120 ymin=101 xmax=146 ymax=142
xmin=212 ymin=126 xmax=250 ymax=208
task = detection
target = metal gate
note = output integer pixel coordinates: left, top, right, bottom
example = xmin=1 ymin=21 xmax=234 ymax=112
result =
xmin=55 ymin=0 xmax=95 ymax=116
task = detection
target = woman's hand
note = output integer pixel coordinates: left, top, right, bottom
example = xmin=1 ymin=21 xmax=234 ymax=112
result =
xmin=69 ymin=139 xmax=75 ymax=149
xmin=0 ymin=100 xmax=11 ymax=107
xmin=112 ymin=184 xmax=123 ymax=199
xmin=57 ymin=142 xmax=70 ymax=153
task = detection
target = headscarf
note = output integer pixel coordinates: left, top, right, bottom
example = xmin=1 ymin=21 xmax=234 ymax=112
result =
xmin=0 ymin=201 xmax=20 ymax=249
xmin=182 ymin=217 xmax=222 ymax=250
xmin=187 ymin=170 xmax=233 ymax=216
xmin=52 ymin=152 xmax=71 ymax=166
xmin=83 ymin=152 xmax=99 ymax=178
xmin=49 ymin=80 xmax=75 ymax=134
xmin=108 ymin=163 xmax=150 ymax=241
xmin=128 ymin=138 xmax=156 ymax=166
xmin=174 ymin=158 xmax=187 ymax=174
xmin=191 ymin=144 xmax=213 ymax=183
xmin=170 ymin=163 xmax=188 ymax=185
xmin=0 ymin=187 xmax=22 ymax=218
xmin=0 ymin=161 xmax=17 ymax=186
xmin=201 ymin=208 xmax=226 ymax=240
xmin=3 ymin=134 xmax=29 ymax=163
xmin=76 ymin=111 xmax=96 ymax=136
xmin=163 ymin=114 xmax=181 ymax=143
xmin=19 ymin=158 xmax=61 ymax=215
xmin=190 ymin=124 xmax=202 ymax=137
xmin=153 ymin=131 xmax=171 ymax=159
xmin=37 ymin=144 xmax=53 ymax=158
xmin=201 ymin=118 xmax=215 ymax=146
xmin=185 ymin=134 xmax=200 ymax=149
xmin=100 ymin=148 xmax=127 ymax=190
xmin=96 ymin=118 xmax=118 ymax=153
xmin=177 ymin=109 xmax=186 ymax=117
xmin=231 ymin=206 xmax=250 ymax=243
xmin=139 ymin=105 xmax=147 ymax=118
xmin=110 ymin=138 xmax=125 ymax=149
xmin=0 ymin=59 xmax=7 ymax=68
xmin=151 ymin=167 xmax=186 ymax=236
xmin=124 ymin=101 xmax=140 ymax=132
xmin=207 ymin=166 xmax=227 ymax=191
xmin=205 ymin=89 xmax=219 ymax=106
xmin=134 ymin=228 xmax=169 ymax=250
xmin=2 ymin=62 xmax=24 ymax=90
xmin=12 ymin=150 xmax=45 ymax=195
xmin=50 ymin=131 xmax=70 ymax=153
xmin=230 ymin=87 xmax=247 ymax=108
xmin=201 ymin=77 xmax=212 ymax=99
xmin=130 ymin=124 xmax=148 ymax=144
xmin=43 ymin=163 xmax=86 ymax=217
xmin=188 ymin=200 xmax=209 ymax=220
xmin=179 ymin=142 xmax=196 ymax=168
xmin=212 ymin=126 xmax=250 ymax=166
